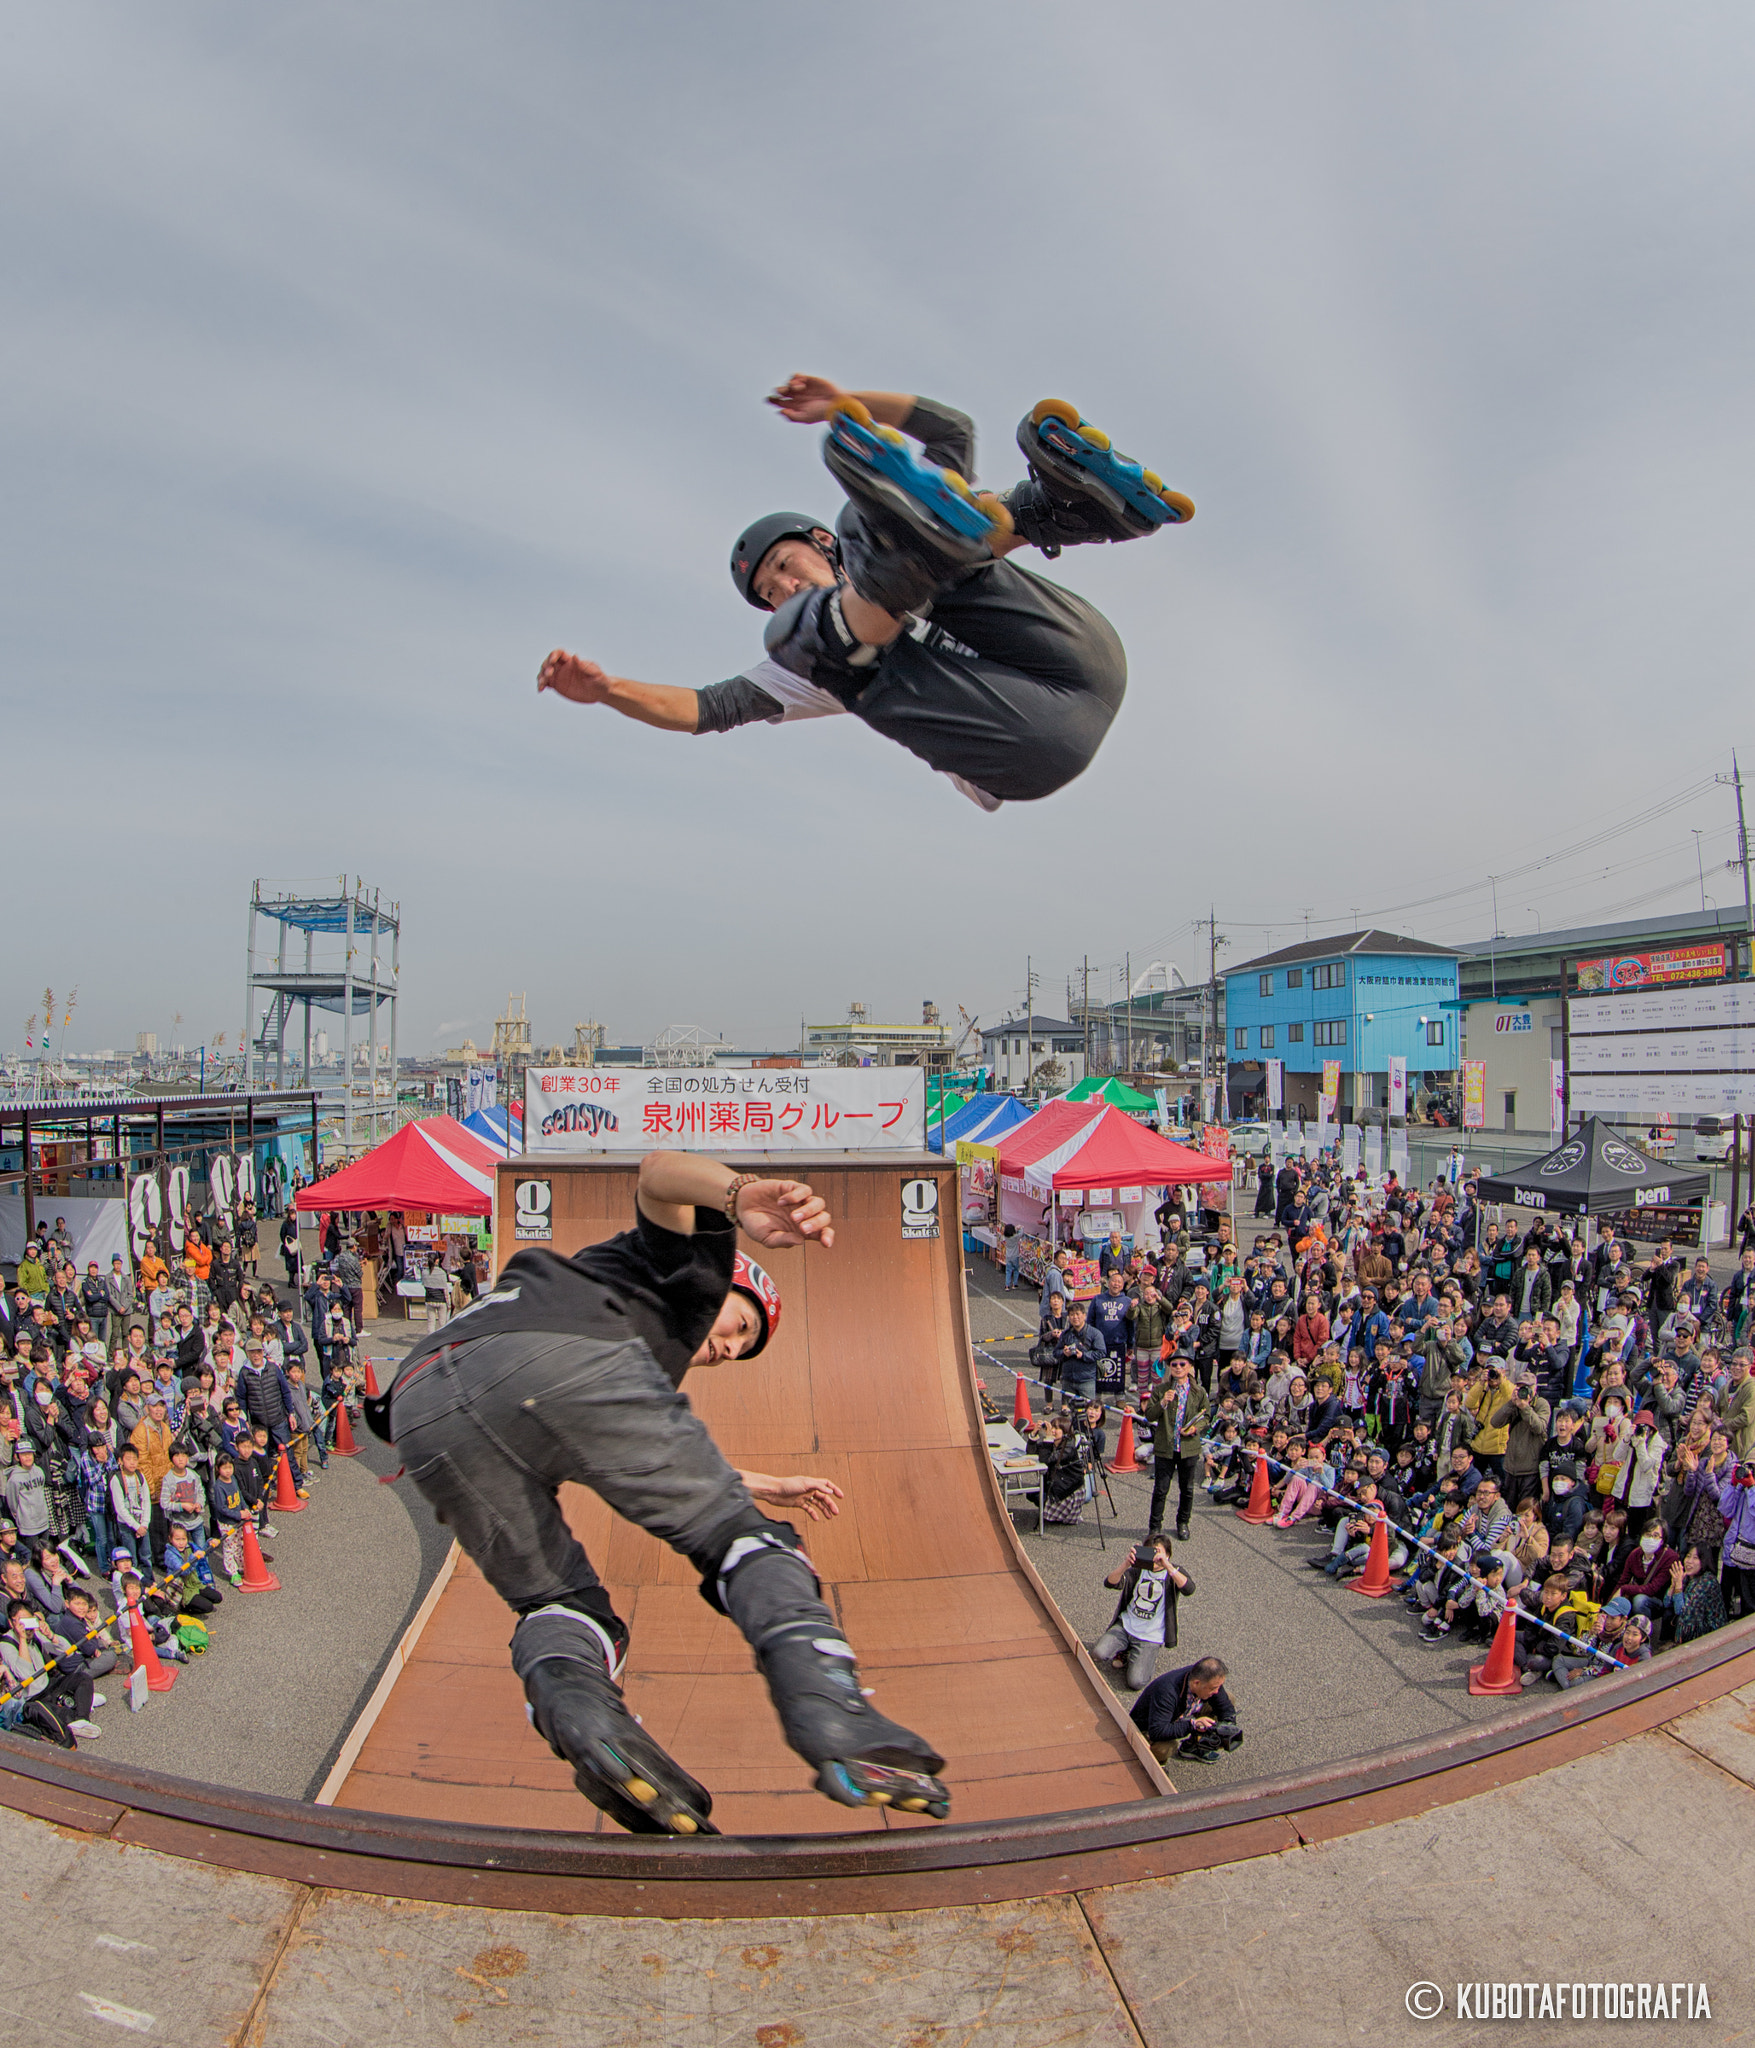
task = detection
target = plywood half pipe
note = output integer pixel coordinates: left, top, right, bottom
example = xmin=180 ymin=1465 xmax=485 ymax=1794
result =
xmin=334 ymin=1154 xmax=1165 ymax=1836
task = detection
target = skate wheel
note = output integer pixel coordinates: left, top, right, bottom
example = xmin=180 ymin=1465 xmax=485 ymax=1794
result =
xmin=1031 ymin=398 xmax=1082 ymax=429
xmin=1077 ymin=424 xmax=1111 ymax=451
xmin=1158 ymin=488 xmax=1195 ymax=523
xmin=866 ymin=1789 xmax=893 ymax=1805
xmin=897 ymin=1796 xmax=929 ymax=1812
xmin=623 ymin=1776 xmax=659 ymax=1804
xmin=1141 ymin=468 xmax=1163 ymax=491
xmin=941 ymin=469 xmax=973 ymax=498
xmin=670 ymin=1812 xmax=699 ymax=1833
xmin=831 ymin=396 xmax=873 ymax=427
xmin=874 ymin=424 xmax=906 ymax=447
xmin=927 ymin=1801 xmax=950 ymax=1819
xmin=974 ymin=490 xmax=1014 ymax=537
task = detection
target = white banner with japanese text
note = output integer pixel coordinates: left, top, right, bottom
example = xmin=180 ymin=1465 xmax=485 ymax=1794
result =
xmin=523 ymin=1066 xmax=926 ymax=1153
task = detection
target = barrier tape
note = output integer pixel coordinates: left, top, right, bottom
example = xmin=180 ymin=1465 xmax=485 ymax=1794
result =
xmin=976 ymin=1348 xmax=1627 ymax=1668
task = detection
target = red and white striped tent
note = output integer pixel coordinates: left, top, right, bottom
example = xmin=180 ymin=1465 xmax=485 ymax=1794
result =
xmin=995 ymin=1101 xmax=1219 ymax=1235
xmin=293 ymin=1115 xmax=498 ymax=1218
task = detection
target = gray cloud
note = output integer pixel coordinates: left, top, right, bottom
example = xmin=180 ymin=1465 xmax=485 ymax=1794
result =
xmin=6 ymin=4 xmax=1752 ymax=1052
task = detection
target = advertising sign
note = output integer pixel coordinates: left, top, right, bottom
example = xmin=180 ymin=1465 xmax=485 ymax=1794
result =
xmin=1387 ymin=1056 xmax=1407 ymax=1118
xmin=513 ymin=1178 xmax=553 ymax=1241
xmin=1492 ymin=1011 xmax=1533 ymax=1034
xmin=1574 ymin=943 xmax=1726 ymax=990
xmin=1266 ymin=1059 xmax=1284 ymax=1111
xmin=1365 ymin=1124 xmax=1383 ymax=1176
xmin=900 ymin=1177 xmax=941 ymax=1241
xmin=524 ymin=1067 xmax=925 ymax=1153
xmin=1550 ymin=1060 xmax=1566 ymax=1137
xmin=1462 ymin=1058 xmax=1487 ymax=1130
xmin=1198 ymin=1123 xmax=1230 ymax=1213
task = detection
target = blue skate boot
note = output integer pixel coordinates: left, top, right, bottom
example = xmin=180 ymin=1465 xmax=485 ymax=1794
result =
xmin=823 ymin=397 xmax=1012 ymax=579
xmin=1004 ymin=399 xmax=1195 ymax=556
xmin=717 ymin=1531 xmax=950 ymax=1820
xmin=512 ymin=1605 xmax=719 ymax=1837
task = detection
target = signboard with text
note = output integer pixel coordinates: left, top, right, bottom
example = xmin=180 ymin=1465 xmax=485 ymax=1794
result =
xmin=524 ymin=1066 xmax=926 ymax=1153
xmin=1462 ymin=1058 xmax=1487 ymax=1130
xmin=1574 ymin=943 xmax=1726 ymax=991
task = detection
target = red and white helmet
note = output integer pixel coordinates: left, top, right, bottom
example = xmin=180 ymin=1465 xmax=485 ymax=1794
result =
xmin=731 ymin=1252 xmax=782 ymax=1356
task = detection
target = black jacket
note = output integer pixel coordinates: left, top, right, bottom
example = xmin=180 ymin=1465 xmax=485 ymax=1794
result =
xmin=1130 ymin=1664 xmax=1238 ymax=1744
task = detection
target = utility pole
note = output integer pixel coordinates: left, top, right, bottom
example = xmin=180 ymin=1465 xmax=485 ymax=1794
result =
xmin=1124 ymin=950 xmax=1132 ymax=1079
xmin=1732 ymin=753 xmax=1753 ymax=952
xmin=1082 ymin=956 xmax=1091 ymax=1077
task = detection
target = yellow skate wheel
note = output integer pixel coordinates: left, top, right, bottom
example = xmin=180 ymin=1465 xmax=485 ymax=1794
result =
xmin=975 ymin=490 xmax=1014 ymax=537
xmin=1031 ymin=398 xmax=1081 ymax=429
xmin=866 ymin=1789 xmax=894 ymax=1806
xmin=831 ymin=397 xmax=873 ymax=426
xmin=876 ymin=424 xmax=906 ymax=446
xmin=941 ymin=469 xmax=974 ymax=498
xmin=897 ymin=1796 xmax=930 ymax=1812
xmin=1159 ymin=488 xmax=1195 ymax=523
xmin=670 ymin=1812 xmax=699 ymax=1834
xmin=624 ymin=1777 xmax=658 ymax=1804
xmin=1078 ymin=424 xmax=1111 ymax=451
xmin=1141 ymin=468 xmax=1163 ymax=490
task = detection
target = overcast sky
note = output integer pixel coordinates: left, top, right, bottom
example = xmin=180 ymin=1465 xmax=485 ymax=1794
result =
xmin=7 ymin=5 xmax=1753 ymax=1056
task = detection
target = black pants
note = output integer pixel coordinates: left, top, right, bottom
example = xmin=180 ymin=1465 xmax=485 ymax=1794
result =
xmin=1148 ymin=1453 xmax=1200 ymax=1533
xmin=1501 ymin=1469 xmax=1541 ymax=1512
xmin=390 ymin=1329 xmax=776 ymax=1639
xmin=766 ymin=516 xmax=1127 ymax=803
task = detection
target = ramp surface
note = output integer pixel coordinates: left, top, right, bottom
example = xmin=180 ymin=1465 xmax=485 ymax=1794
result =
xmin=335 ymin=1155 xmax=1162 ymax=1836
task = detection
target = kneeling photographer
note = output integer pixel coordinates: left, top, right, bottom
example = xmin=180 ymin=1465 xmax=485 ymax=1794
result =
xmin=1129 ymin=1654 xmax=1241 ymax=1766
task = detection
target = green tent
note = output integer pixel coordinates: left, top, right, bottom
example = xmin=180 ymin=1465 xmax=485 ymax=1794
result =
xmin=1064 ymin=1076 xmax=1158 ymax=1113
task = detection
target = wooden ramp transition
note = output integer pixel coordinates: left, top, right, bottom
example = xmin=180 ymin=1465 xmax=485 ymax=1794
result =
xmin=335 ymin=1153 xmax=1164 ymax=1837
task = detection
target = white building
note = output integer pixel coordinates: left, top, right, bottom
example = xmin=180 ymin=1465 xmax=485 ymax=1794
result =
xmin=978 ymin=1015 xmax=1087 ymax=1095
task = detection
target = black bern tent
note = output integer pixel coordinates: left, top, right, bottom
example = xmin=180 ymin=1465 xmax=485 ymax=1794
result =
xmin=1475 ymin=1117 xmax=1710 ymax=1221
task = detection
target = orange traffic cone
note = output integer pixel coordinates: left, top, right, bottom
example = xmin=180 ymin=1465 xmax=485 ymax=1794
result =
xmin=1235 ymin=1448 xmax=1275 ymax=1524
xmin=237 ymin=1521 xmax=282 ymax=1592
xmin=331 ymin=1401 xmax=361 ymax=1457
xmin=1468 ymin=1603 xmax=1524 ymax=1695
xmin=271 ymin=1449 xmax=306 ymax=1513
xmin=1012 ymin=1374 xmax=1032 ymax=1428
xmin=1108 ymin=1410 xmax=1146 ymax=1474
xmin=1350 ymin=1510 xmax=1394 ymax=1598
xmin=364 ymin=1355 xmax=380 ymax=1398
xmin=126 ymin=1600 xmax=176 ymax=1693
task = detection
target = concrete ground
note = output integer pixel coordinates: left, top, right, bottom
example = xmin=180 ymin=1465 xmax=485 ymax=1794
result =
xmin=5 ymin=1678 xmax=1749 ymax=2046
xmin=965 ymin=1258 xmax=1534 ymax=1785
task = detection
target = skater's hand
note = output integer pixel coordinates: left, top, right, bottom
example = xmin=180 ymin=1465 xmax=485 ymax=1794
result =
xmin=765 ymin=373 xmax=847 ymax=424
xmin=537 ymin=649 xmax=613 ymax=704
xmin=739 ymin=1470 xmax=845 ymax=1521
xmin=733 ymin=1178 xmax=835 ymax=1251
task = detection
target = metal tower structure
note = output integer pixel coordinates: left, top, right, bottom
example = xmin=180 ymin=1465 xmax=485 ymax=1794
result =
xmin=244 ymin=878 xmax=400 ymax=1150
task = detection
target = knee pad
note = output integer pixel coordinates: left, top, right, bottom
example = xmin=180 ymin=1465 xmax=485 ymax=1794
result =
xmin=705 ymin=1521 xmax=818 ymax=1613
xmin=510 ymin=1594 xmax=629 ymax=1685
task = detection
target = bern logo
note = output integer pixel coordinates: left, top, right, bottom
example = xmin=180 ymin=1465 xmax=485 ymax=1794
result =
xmin=1540 ymin=1140 xmax=1586 ymax=1178
xmin=1600 ymin=1140 xmax=1651 ymax=1176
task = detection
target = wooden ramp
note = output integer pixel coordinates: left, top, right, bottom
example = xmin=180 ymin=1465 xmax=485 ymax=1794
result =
xmin=335 ymin=1154 xmax=1163 ymax=1836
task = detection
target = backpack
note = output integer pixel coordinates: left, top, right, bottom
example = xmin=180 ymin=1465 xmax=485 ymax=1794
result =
xmin=175 ymin=1616 xmax=210 ymax=1654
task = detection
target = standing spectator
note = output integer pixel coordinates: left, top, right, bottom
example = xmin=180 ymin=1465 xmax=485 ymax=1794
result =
xmin=235 ymin=1337 xmax=295 ymax=1476
xmin=1092 ymin=1535 xmax=1193 ymax=1691
xmin=236 ymin=1200 xmax=260 ymax=1277
xmin=1720 ymin=1458 xmax=1755 ymax=1619
xmin=333 ymin=1236 xmax=365 ymax=1333
xmin=77 ymin=1434 xmax=116 ymax=1568
xmin=3 ymin=1443 xmax=52 ymax=1549
xmin=108 ymin=1446 xmax=152 ymax=1569
xmin=284 ymin=1365 xmax=319 ymax=1489
xmin=279 ymin=1211 xmax=302 ymax=1288
xmin=1053 ymin=1305 xmax=1106 ymax=1405
xmin=1491 ymin=1369 xmax=1551 ymax=1511
xmin=103 ymin=1256 xmax=136 ymax=1351
xmin=1721 ymin=1351 xmax=1755 ymax=1462
xmin=1143 ymin=1355 xmax=1209 ymax=1541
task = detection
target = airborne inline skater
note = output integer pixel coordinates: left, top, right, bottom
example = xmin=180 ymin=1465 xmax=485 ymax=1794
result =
xmin=539 ymin=373 xmax=1193 ymax=810
xmin=368 ymin=1150 xmax=948 ymax=1834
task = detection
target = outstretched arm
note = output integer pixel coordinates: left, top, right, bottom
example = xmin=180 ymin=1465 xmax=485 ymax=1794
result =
xmin=766 ymin=374 xmax=916 ymax=427
xmin=538 ymin=651 xmax=699 ymax=733
xmin=636 ymin=1151 xmax=836 ymax=1250
xmin=737 ymin=1471 xmax=845 ymax=1521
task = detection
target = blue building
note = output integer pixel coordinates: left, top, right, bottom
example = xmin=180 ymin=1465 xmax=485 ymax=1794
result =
xmin=1223 ymin=930 xmax=1460 ymax=1118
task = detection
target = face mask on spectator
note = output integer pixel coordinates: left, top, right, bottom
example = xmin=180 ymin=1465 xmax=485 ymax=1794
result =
xmin=1640 ymin=1535 xmax=1661 ymax=1554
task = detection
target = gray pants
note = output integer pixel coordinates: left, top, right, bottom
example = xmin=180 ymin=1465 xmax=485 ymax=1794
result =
xmin=390 ymin=1329 xmax=776 ymax=1642
xmin=765 ymin=513 xmax=1127 ymax=804
xmin=1092 ymin=1626 xmax=1159 ymax=1690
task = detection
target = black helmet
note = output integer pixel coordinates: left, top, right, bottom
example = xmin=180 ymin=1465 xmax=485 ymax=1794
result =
xmin=730 ymin=511 xmax=834 ymax=610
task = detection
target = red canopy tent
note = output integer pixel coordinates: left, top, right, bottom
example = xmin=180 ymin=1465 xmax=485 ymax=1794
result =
xmin=995 ymin=1102 xmax=1220 ymax=1244
xmin=997 ymin=1102 xmax=1219 ymax=1197
xmin=293 ymin=1115 xmax=498 ymax=1219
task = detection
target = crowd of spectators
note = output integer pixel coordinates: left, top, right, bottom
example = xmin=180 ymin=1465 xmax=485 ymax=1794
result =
xmin=0 ymin=1199 xmax=368 ymax=1747
xmin=1013 ymin=1149 xmax=1752 ymax=1744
